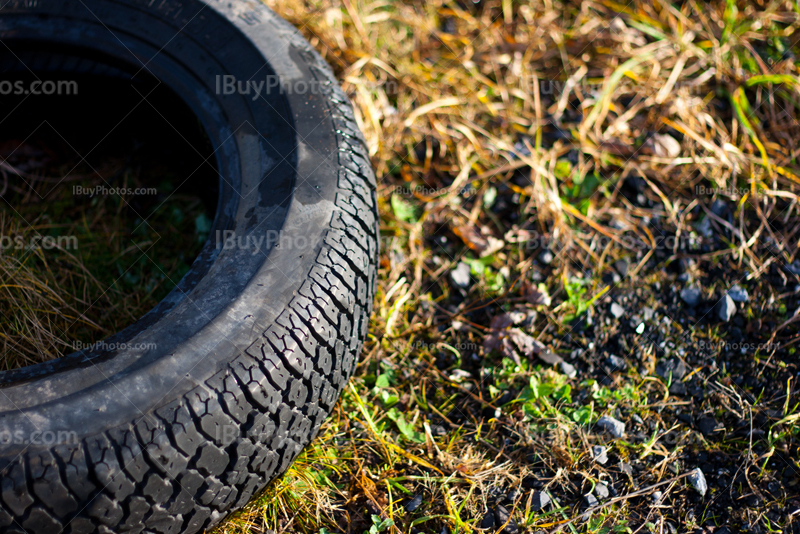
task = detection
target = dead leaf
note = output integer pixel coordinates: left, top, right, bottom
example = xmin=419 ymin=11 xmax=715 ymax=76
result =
xmin=453 ymin=224 xmax=504 ymax=257
xmin=522 ymin=282 xmax=551 ymax=306
xmin=483 ymin=312 xmax=544 ymax=364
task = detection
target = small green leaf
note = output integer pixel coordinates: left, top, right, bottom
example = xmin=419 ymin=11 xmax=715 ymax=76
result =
xmin=375 ymin=374 xmax=391 ymax=388
xmin=572 ymin=405 xmax=593 ymax=425
xmin=554 ymin=159 xmax=572 ymax=180
xmin=391 ymin=194 xmax=419 ymax=223
xmin=387 ymin=408 xmax=425 ymax=442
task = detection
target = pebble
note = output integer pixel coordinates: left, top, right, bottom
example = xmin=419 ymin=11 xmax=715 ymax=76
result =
xmin=696 ymin=217 xmax=713 ymax=238
xmin=652 ymin=490 xmax=663 ymax=502
xmin=597 ymin=415 xmax=626 ymax=438
xmin=606 ymin=354 xmax=626 ymax=371
xmin=728 ymin=284 xmax=748 ymax=302
xmin=619 ymin=462 xmax=633 ymax=476
xmin=592 ymin=445 xmax=609 ymax=465
xmin=710 ymin=199 xmax=728 ymax=217
xmin=539 ymin=250 xmax=554 ymax=265
xmin=487 ymin=486 xmax=506 ymax=505
xmin=718 ymin=294 xmax=736 ymax=322
xmin=651 ymin=133 xmax=681 ymax=158
xmin=610 ymin=303 xmax=625 ymax=318
xmin=450 ymin=262 xmax=472 ymax=289
xmin=680 ymin=286 xmax=701 ymax=307
xmin=583 ymin=493 xmax=599 ymax=508
xmin=643 ymin=306 xmax=654 ymax=321
xmin=787 ymin=261 xmax=800 ymax=276
xmin=689 ymin=468 xmax=708 ymax=496
xmin=529 ymin=491 xmax=550 ymax=511
xmin=448 ymin=369 xmax=472 ymax=382
xmin=538 ymin=350 xmax=563 ymax=365
xmin=431 ymin=425 xmax=447 ymax=436
xmin=697 ymin=416 xmax=721 ymax=437
xmin=493 ymin=505 xmax=519 ymax=534
xmin=560 ymin=361 xmax=578 ymax=379
xmin=655 ymin=358 xmax=687 ymax=381
xmin=480 ymin=510 xmax=495 ymax=529
xmin=746 ymin=495 xmax=762 ymax=507
xmin=669 ymin=381 xmax=687 ymax=396
xmin=594 ymin=483 xmax=610 ymax=500
xmin=405 ymin=494 xmax=423 ymax=512
xmin=614 ymin=259 xmax=629 ymax=277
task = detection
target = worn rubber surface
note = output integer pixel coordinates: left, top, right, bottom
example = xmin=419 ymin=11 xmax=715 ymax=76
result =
xmin=0 ymin=1 xmax=377 ymax=533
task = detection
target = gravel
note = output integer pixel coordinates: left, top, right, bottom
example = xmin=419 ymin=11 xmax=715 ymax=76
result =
xmin=619 ymin=462 xmax=633 ymax=476
xmin=405 ymin=494 xmax=423 ymax=512
xmin=560 ymin=361 xmax=578 ymax=379
xmin=680 ymin=286 xmax=702 ymax=307
xmin=710 ymin=199 xmax=728 ymax=216
xmin=493 ymin=505 xmax=519 ymax=534
xmin=583 ymin=493 xmax=599 ymax=508
xmin=610 ymin=303 xmax=625 ymax=318
xmin=597 ymin=415 xmax=626 ymax=438
xmin=592 ymin=445 xmax=609 ymax=465
xmin=480 ymin=510 xmax=495 ymax=529
xmin=697 ymin=416 xmax=722 ymax=437
xmin=689 ymin=468 xmax=708 ymax=497
xmin=450 ymin=262 xmax=472 ymax=289
xmin=655 ymin=358 xmax=687 ymax=381
xmin=614 ymin=259 xmax=629 ymax=277
xmin=728 ymin=284 xmax=749 ymax=302
xmin=718 ymin=294 xmax=736 ymax=322
xmin=529 ymin=491 xmax=550 ymax=511
xmin=786 ymin=261 xmax=800 ymax=276
xmin=538 ymin=350 xmax=563 ymax=365
xmin=669 ymin=381 xmax=687 ymax=396
xmin=594 ymin=483 xmax=610 ymax=500
xmin=606 ymin=354 xmax=626 ymax=372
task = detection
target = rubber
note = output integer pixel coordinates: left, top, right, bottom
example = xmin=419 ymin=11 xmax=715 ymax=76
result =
xmin=0 ymin=1 xmax=377 ymax=533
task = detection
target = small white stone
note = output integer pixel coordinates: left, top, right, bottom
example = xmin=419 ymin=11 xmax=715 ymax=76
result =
xmin=688 ymin=468 xmax=708 ymax=496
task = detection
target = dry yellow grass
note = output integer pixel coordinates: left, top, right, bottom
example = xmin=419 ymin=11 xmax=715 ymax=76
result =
xmin=212 ymin=0 xmax=800 ymax=532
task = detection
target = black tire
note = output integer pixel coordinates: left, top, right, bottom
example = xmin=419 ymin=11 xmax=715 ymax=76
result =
xmin=0 ymin=2 xmax=377 ymax=533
